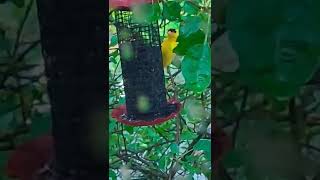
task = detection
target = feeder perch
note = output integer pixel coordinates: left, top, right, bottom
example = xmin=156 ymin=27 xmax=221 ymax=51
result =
xmin=110 ymin=0 xmax=181 ymax=126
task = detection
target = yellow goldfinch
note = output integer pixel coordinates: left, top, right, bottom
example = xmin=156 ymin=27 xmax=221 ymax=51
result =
xmin=161 ymin=29 xmax=178 ymax=68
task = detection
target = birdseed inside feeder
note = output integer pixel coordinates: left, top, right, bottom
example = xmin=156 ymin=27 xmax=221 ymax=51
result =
xmin=110 ymin=0 xmax=181 ymax=126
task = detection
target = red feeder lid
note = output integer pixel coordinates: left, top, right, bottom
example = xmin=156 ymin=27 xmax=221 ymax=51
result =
xmin=111 ymin=99 xmax=181 ymax=126
xmin=6 ymin=135 xmax=53 ymax=180
xmin=110 ymin=0 xmax=161 ymax=9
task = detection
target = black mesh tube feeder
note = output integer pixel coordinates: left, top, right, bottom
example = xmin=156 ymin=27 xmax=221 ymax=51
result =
xmin=110 ymin=0 xmax=181 ymax=126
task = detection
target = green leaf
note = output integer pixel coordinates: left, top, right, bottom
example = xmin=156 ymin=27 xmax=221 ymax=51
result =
xmin=174 ymin=30 xmax=205 ymax=56
xmin=145 ymin=127 xmax=157 ymax=137
xmin=226 ymin=0 xmax=284 ymax=30
xmin=140 ymin=143 xmax=148 ymax=149
xmin=182 ymin=56 xmax=210 ymax=93
xmin=109 ymin=120 xmax=116 ymax=132
xmin=230 ymin=29 xmax=320 ymax=98
xmin=194 ymin=139 xmax=211 ymax=160
xmin=158 ymin=156 xmax=167 ymax=169
xmin=181 ymin=161 xmax=199 ymax=174
xmin=227 ymin=0 xmax=320 ymax=98
xmin=109 ymin=169 xmax=117 ymax=180
xmin=119 ymin=97 xmax=125 ymax=104
xmin=185 ymin=42 xmax=210 ymax=59
xmin=110 ymin=50 xmax=119 ymax=58
xmin=170 ymin=143 xmax=179 ymax=154
xmin=124 ymin=125 xmax=134 ymax=134
xmin=110 ymin=35 xmax=118 ymax=46
xmin=163 ymin=1 xmax=181 ymax=21
xmin=194 ymin=139 xmax=211 ymax=151
xmin=109 ymin=56 xmax=117 ymax=64
xmin=132 ymin=3 xmax=161 ymax=24
xmin=183 ymin=1 xmax=199 ymax=15
xmin=181 ymin=130 xmax=197 ymax=140
xmin=184 ymin=97 xmax=207 ymax=121
xmin=181 ymin=43 xmax=211 ymax=93
xmin=180 ymin=16 xmax=201 ymax=37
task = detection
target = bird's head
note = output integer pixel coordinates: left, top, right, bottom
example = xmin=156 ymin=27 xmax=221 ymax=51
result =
xmin=167 ymin=29 xmax=178 ymax=39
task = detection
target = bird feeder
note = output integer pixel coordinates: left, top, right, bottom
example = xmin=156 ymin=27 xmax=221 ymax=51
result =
xmin=110 ymin=0 xmax=181 ymax=126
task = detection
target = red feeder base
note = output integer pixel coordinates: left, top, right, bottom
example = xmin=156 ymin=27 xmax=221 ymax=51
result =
xmin=111 ymin=99 xmax=181 ymax=126
xmin=6 ymin=135 xmax=53 ymax=180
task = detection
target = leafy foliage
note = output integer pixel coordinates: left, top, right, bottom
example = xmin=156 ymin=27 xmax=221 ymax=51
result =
xmin=109 ymin=0 xmax=211 ymax=179
xmin=226 ymin=0 xmax=320 ymax=98
xmin=0 ymin=0 xmax=50 ymax=179
xmin=0 ymin=0 xmax=211 ymax=179
xmin=214 ymin=0 xmax=320 ymax=179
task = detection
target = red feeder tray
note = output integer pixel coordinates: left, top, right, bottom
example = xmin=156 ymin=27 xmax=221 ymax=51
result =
xmin=111 ymin=99 xmax=181 ymax=126
xmin=6 ymin=135 xmax=53 ymax=180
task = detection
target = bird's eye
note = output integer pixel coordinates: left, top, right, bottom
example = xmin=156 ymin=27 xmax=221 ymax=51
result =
xmin=168 ymin=29 xmax=176 ymax=33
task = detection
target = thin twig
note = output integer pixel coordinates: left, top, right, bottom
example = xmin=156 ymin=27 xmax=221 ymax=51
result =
xmin=0 ymin=40 xmax=40 ymax=89
xmin=13 ymin=0 xmax=35 ymax=56
xmin=231 ymin=87 xmax=248 ymax=148
xmin=120 ymin=124 xmax=128 ymax=152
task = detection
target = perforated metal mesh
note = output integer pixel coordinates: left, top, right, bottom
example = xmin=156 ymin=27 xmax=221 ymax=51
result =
xmin=113 ymin=9 xmax=176 ymax=121
xmin=114 ymin=10 xmax=161 ymax=46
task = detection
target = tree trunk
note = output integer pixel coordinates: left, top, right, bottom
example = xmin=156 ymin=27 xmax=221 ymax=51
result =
xmin=34 ymin=0 xmax=106 ymax=179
